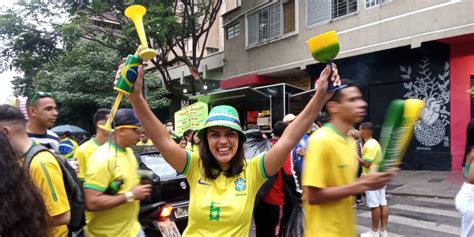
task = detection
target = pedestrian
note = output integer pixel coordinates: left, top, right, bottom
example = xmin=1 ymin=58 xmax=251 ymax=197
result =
xmin=26 ymin=91 xmax=60 ymax=152
xmin=75 ymin=108 xmax=110 ymax=184
xmin=126 ymin=64 xmax=339 ymax=236
xmin=283 ymin=113 xmax=305 ymax=195
xmin=165 ymin=119 xmax=179 ymax=140
xmin=136 ymin=131 xmax=154 ymax=146
xmin=189 ymin=130 xmax=201 ymax=153
xmin=254 ymin=121 xmax=301 ymax=237
xmin=83 ymin=108 xmax=152 ymax=236
xmin=302 ymin=81 xmax=396 ymax=237
xmin=59 ymin=131 xmax=79 ymax=159
xmin=348 ymin=128 xmax=364 ymax=206
xmin=183 ymin=129 xmax=194 ymax=148
xmin=0 ymin=131 xmax=50 ymax=237
xmin=0 ymin=104 xmax=70 ymax=237
xmin=359 ymin=122 xmax=389 ymax=237
xmin=455 ymin=118 xmax=474 ymax=237
xmin=178 ymin=136 xmax=188 ymax=149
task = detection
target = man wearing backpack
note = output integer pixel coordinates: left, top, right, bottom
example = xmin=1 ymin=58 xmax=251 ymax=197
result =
xmin=0 ymin=104 xmax=71 ymax=237
xmin=83 ymin=108 xmax=152 ymax=236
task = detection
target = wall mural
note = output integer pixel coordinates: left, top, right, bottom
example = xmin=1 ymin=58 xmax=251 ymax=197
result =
xmin=401 ymin=57 xmax=450 ymax=147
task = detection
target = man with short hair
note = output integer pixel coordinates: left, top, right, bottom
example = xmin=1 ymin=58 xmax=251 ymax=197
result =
xmin=26 ymin=92 xmax=60 ymax=152
xmin=302 ymin=80 xmax=395 ymax=237
xmin=359 ymin=122 xmax=389 ymax=237
xmin=0 ymin=104 xmax=70 ymax=237
xmin=75 ymin=108 xmax=110 ymax=184
xmin=83 ymin=108 xmax=152 ymax=236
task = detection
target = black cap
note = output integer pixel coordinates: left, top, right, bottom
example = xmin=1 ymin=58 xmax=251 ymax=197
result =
xmin=112 ymin=108 xmax=141 ymax=128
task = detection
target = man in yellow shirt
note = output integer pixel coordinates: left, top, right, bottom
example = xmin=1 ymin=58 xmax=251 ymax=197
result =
xmin=75 ymin=108 xmax=110 ymax=184
xmin=0 ymin=105 xmax=70 ymax=237
xmin=83 ymin=108 xmax=152 ymax=237
xmin=359 ymin=122 xmax=389 ymax=237
xmin=302 ymin=81 xmax=395 ymax=237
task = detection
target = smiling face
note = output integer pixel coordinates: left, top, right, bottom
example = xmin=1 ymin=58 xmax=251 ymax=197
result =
xmin=206 ymin=126 xmax=240 ymax=171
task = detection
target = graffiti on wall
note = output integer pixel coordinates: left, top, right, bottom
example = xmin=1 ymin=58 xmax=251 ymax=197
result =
xmin=401 ymin=57 xmax=450 ymax=147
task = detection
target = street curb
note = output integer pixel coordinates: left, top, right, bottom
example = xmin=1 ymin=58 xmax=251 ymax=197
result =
xmin=387 ymin=191 xmax=456 ymax=200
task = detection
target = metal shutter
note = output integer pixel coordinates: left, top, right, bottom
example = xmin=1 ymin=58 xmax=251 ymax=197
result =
xmin=307 ymin=0 xmax=331 ymax=27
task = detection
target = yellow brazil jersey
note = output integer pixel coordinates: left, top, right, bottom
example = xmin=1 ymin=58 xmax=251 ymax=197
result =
xmin=362 ymin=138 xmax=382 ymax=175
xmin=182 ymin=150 xmax=268 ymax=236
xmin=74 ymin=138 xmax=101 ymax=224
xmin=302 ymin=124 xmax=358 ymax=237
xmin=83 ymin=143 xmax=141 ymax=237
xmin=136 ymin=139 xmax=153 ymax=146
xmin=75 ymin=138 xmax=101 ymax=182
xmin=28 ymin=150 xmax=70 ymax=237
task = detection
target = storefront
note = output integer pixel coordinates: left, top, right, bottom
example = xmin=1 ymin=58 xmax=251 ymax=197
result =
xmin=191 ymin=83 xmax=305 ymax=133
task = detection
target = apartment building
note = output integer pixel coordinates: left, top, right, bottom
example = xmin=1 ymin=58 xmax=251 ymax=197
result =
xmin=221 ymin=0 xmax=474 ymax=171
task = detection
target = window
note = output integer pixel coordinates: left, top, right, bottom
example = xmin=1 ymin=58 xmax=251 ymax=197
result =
xmin=206 ymin=47 xmax=219 ymax=54
xmin=246 ymin=3 xmax=282 ymax=47
xmin=226 ymin=23 xmax=240 ymax=40
xmin=366 ymin=0 xmax=392 ymax=8
xmin=307 ymin=0 xmax=358 ymax=27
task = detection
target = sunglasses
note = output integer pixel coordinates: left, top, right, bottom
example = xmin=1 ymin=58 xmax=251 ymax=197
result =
xmin=29 ymin=91 xmax=52 ymax=106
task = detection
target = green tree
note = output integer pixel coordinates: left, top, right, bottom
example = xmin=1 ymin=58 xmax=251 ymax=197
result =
xmin=34 ymin=39 xmax=170 ymax=129
xmin=67 ymin=0 xmax=223 ymax=95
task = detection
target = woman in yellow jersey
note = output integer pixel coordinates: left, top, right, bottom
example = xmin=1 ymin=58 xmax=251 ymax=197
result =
xmin=0 ymin=131 xmax=49 ymax=237
xmin=127 ymin=64 xmax=340 ymax=236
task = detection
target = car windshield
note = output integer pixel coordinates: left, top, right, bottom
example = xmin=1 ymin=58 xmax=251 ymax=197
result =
xmin=140 ymin=153 xmax=178 ymax=177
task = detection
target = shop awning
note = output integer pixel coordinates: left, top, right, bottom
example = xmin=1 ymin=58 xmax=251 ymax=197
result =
xmin=191 ymin=87 xmax=270 ymax=109
xmin=220 ymin=74 xmax=276 ymax=89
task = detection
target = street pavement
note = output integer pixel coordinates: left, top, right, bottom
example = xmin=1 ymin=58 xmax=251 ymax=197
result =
xmin=356 ymin=194 xmax=461 ymax=236
xmin=356 ymin=170 xmax=464 ymax=236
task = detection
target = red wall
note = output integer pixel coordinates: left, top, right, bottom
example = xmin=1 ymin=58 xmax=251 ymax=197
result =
xmin=450 ymin=42 xmax=474 ymax=170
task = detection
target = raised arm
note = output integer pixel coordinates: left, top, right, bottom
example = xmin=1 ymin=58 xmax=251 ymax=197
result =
xmin=127 ymin=66 xmax=187 ymax=172
xmin=264 ymin=64 xmax=338 ymax=176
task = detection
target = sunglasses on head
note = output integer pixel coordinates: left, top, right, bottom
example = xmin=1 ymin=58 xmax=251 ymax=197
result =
xmin=29 ymin=91 xmax=52 ymax=106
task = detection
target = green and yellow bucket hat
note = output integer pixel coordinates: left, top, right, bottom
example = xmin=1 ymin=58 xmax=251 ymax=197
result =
xmin=197 ymin=105 xmax=246 ymax=142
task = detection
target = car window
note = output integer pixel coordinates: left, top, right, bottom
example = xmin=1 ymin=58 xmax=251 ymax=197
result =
xmin=140 ymin=153 xmax=178 ymax=177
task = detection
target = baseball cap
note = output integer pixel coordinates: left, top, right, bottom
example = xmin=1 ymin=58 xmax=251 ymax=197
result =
xmin=112 ymin=108 xmax=141 ymax=129
xmin=283 ymin=113 xmax=296 ymax=123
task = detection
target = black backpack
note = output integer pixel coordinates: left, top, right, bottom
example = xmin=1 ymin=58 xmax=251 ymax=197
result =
xmin=23 ymin=145 xmax=86 ymax=232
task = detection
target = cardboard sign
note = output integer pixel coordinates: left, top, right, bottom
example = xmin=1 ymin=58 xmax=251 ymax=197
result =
xmin=175 ymin=102 xmax=208 ymax=136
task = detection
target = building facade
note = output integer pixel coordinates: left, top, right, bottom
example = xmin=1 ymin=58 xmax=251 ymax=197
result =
xmin=221 ymin=0 xmax=474 ymax=171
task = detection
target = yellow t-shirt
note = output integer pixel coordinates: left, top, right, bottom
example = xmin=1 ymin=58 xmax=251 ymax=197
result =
xmin=362 ymin=138 xmax=382 ymax=175
xmin=28 ymin=150 xmax=70 ymax=237
xmin=83 ymin=143 xmax=141 ymax=237
xmin=182 ymin=150 xmax=268 ymax=236
xmin=302 ymin=124 xmax=358 ymax=237
xmin=75 ymin=138 xmax=101 ymax=182
xmin=136 ymin=139 xmax=153 ymax=146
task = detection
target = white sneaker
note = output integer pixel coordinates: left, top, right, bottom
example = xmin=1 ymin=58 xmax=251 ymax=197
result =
xmin=379 ymin=230 xmax=388 ymax=237
xmin=361 ymin=229 xmax=380 ymax=237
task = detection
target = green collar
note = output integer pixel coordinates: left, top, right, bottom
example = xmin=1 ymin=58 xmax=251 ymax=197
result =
xmin=20 ymin=140 xmax=38 ymax=159
xmin=324 ymin=123 xmax=348 ymax=139
xmin=92 ymin=137 xmax=100 ymax=146
xmin=107 ymin=142 xmax=126 ymax=152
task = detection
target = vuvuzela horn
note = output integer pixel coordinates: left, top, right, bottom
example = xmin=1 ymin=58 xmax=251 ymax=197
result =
xmin=125 ymin=5 xmax=156 ymax=61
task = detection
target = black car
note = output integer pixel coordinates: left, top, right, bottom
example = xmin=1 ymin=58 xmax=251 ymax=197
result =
xmin=133 ymin=146 xmax=189 ymax=237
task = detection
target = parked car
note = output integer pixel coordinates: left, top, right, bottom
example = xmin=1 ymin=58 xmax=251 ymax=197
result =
xmin=133 ymin=146 xmax=189 ymax=237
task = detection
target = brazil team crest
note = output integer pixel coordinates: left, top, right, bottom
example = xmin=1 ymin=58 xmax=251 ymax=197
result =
xmin=234 ymin=177 xmax=246 ymax=191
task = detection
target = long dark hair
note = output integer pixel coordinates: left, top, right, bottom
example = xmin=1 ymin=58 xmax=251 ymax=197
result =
xmin=464 ymin=119 xmax=474 ymax=165
xmin=199 ymin=133 xmax=246 ymax=180
xmin=0 ymin=132 xmax=49 ymax=237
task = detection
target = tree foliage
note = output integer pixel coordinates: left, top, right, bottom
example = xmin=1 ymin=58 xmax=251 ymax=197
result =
xmin=34 ymin=39 xmax=170 ymax=127
xmin=67 ymin=0 xmax=223 ymax=94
